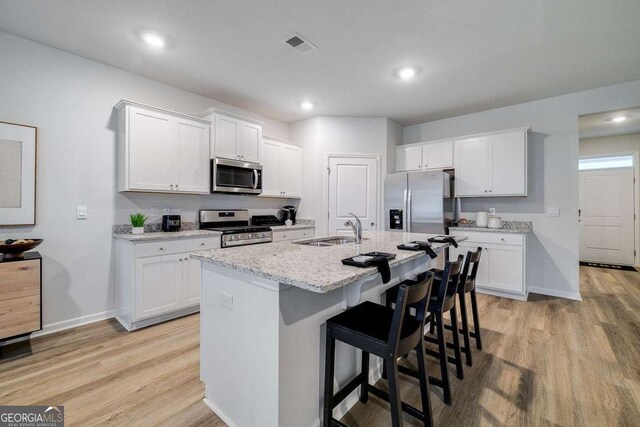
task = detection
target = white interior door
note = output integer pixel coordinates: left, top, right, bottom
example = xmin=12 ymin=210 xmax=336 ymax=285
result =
xmin=580 ymin=168 xmax=635 ymax=265
xmin=328 ymin=156 xmax=378 ymax=235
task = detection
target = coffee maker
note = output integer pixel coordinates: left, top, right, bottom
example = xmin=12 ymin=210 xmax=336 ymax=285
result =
xmin=281 ymin=205 xmax=297 ymax=225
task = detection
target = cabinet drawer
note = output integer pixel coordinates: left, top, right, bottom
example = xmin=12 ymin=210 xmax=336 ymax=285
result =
xmin=450 ymin=231 xmax=523 ymax=246
xmin=135 ymin=237 xmax=220 ymax=257
xmin=0 ymin=295 xmax=40 ymax=339
xmin=273 ymin=228 xmax=314 ymax=242
xmin=0 ymin=260 xmax=40 ymax=301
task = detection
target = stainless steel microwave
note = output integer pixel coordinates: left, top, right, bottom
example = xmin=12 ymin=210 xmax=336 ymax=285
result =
xmin=212 ymin=158 xmax=263 ymax=195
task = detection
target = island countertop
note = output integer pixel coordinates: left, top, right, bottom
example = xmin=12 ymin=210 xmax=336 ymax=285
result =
xmin=191 ymin=231 xmax=464 ymax=293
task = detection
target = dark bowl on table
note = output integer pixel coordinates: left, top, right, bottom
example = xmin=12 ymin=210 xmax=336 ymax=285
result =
xmin=0 ymin=239 xmax=43 ymax=260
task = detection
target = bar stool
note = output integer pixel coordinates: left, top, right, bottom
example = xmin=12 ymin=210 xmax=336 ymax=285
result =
xmin=451 ymin=247 xmax=483 ymax=356
xmin=323 ymin=273 xmax=435 ymax=427
xmin=386 ymin=256 xmax=465 ymax=406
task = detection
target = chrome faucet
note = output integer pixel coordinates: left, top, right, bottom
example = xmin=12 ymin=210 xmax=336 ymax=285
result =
xmin=344 ymin=213 xmax=362 ymax=244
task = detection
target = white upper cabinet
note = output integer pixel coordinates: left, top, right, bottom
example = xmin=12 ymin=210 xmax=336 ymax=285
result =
xmin=396 ymin=145 xmax=423 ymax=171
xmin=176 ymin=119 xmax=210 ymax=193
xmin=455 ymin=137 xmax=492 ymax=196
xmin=259 ymin=136 xmax=302 ymax=198
xmin=212 ymin=113 xmax=261 ymax=163
xmin=396 ymin=140 xmax=453 ymax=172
xmin=454 ymin=128 xmax=528 ymax=197
xmin=260 ymin=137 xmax=282 ymax=197
xmin=116 ymin=100 xmax=211 ymax=194
xmin=281 ymin=144 xmax=303 ymax=197
xmin=423 ymin=140 xmax=454 ymax=170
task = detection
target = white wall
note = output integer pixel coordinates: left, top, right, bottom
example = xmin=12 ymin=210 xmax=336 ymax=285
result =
xmin=402 ymin=80 xmax=640 ymax=300
xmin=579 ymin=133 xmax=640 ymax=156
xmin=0 ymin=31 xmax=292 ymax=332
xmin=291 ymin=117 xmax=397 ymax=234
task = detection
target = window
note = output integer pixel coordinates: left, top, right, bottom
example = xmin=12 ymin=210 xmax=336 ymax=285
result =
xmin=579 ymin=155 xmax=634 ymax=171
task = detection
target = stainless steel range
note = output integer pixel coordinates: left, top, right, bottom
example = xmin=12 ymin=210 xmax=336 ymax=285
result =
xmin=199 ymin=209 xmax=272 ymax=248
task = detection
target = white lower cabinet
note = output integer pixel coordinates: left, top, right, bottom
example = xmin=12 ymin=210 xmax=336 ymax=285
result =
xmin=115 ymin=236 xmax=220 ymax=330
xmin=272 ymin=227 xmax=314 ymax=242
xmin=449 ymin=230 xmax=527 ymax=300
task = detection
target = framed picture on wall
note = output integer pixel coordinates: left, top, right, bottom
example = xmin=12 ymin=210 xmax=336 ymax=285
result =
xmin=0 ymin=121 xmax=38 ymax=226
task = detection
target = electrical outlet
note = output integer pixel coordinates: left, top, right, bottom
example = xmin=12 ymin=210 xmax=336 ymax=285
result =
xmin=220 ymin=291 xmax=233 ymax=310
xmin=547 ymin=207 xmax=560 ymax=217
xmin=489 ymin=208 xmax=496 ymax=215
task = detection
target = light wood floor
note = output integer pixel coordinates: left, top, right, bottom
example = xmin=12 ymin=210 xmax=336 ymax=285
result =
xmin=1 ymin=266 xmax=639 ymax=426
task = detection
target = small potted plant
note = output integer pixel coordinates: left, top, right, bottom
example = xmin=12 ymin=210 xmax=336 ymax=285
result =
xmin=130 ymin=213 xmax=148 ymax=235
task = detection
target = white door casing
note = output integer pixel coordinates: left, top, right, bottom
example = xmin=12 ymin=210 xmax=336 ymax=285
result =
xmin=580 ymin=168 xmax=635 ymax=265
xmin=328 ymin=156 xmax=379 ymax=235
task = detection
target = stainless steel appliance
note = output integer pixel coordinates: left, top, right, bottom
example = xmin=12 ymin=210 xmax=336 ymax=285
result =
xmin=384 ymin=170 xmax=453 ymax=234
xmin=280 ymin=205 xmax=297 ymax=225
xmin=212 ymin=158 xmax=262 ymax=195
xmin=162 ymin=215 xmax=181 ymax=232
xmin=199 ymin=209 xmax=272 ymax=247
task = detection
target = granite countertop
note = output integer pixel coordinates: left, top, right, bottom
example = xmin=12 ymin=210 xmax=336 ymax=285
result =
xmin=191 ymin=231 xmax=465 ymax=293
xmin=113 ymin=229 xmax=222 ymax=242
xmin=270 ymin=224 xmax=315 ymax=231
xmin=449 ymin=220 xmax=532 ymax=234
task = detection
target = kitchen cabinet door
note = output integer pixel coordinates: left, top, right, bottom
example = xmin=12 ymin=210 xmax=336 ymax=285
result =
xmin=182 ymin=257 xmax=201 ymax=307
xmin=455 ymin=137 xmax=491 ymax=196
xmin=491 ymin=131 xmax=527 ymax=196
xmin=281 ymin=144 xmax=303 ymax=197
xmin=449 ymin=244 xmax=489 ymax=285
xmin=396 ymin=146 xmax=422 ymax=172
xmin=214 ymin=115 xmax=239 ymax=160
xmin=260 ymin=138 xmax=282 ymax=196
xmin=176 ymin=119 xmax=210 ymax=194
xmin=135 ymin=255 xmax=182 ymax=321
xmin=128 ymin=107 xmax=175 ymax=191
xmin=424 ymin=141 xmax=453 ymax=170
xmin=485 ymin=244 xmax=524 ymax=293
xmin=237 ymin=122 xmax=261 ymax=163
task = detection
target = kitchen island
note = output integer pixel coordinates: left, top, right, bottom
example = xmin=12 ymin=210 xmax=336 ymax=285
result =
xmin=191 ymin=231 xmax=463 ymax=427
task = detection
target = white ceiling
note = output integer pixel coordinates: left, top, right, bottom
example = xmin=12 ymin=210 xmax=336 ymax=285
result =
xmin=1 ymin=0 xmax=639 ymax=125
xmin=579 ymin=107 xmax=640 ymax=139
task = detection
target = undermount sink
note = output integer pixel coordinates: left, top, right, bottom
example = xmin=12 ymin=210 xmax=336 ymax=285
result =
xmin=294 ymin=236 xmax=367 ymax=246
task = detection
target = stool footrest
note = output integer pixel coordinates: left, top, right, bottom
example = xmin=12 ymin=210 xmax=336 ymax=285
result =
xmin=330 ymin=418 xmax=349 ymax=427
xmin=331 ymin=372 xmax=365 ymax=410
xmin=368 ymin=385 xmax=426 ymax=422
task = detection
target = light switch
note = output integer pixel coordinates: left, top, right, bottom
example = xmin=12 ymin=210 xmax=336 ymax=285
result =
xmin=220 ymin=291 xmax=233 ymax=310
xmin=76 ymin=206 xmax=88 ymax=220
xmin=489 ymin=208 xmax=496 ymax=215
xmin=547 ymin=207 xmax=560 ymax=217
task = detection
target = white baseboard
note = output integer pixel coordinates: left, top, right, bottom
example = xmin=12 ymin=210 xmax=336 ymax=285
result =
xmin=528 ymin=287 xmax=582 ymax=301
xmin=31 ymin=310 xmax=115 ymax=338
xmin=203 ymin=398 xmax=238 ymax=427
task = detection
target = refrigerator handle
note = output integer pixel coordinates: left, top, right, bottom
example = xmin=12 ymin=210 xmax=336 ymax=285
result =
xmin=407 ymin=189 xmax=412 ymax=233
xmin=403 ymin=190 xmax=408 ymax=232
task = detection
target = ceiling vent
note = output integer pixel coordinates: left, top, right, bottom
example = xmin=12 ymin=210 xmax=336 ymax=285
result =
xmin=283 ymin=33 xmax=317 ymax=55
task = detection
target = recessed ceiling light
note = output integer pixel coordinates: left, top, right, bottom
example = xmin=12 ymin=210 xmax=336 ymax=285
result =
xmin=611 ymin=116 xmax=627 ymax=123
xmin=397 ymin=66 xmax=418 ymax=80
xmin=141 ymin=31 xmax=166 ymax=48
xmin=300 ymin=101 xmax=314 ymax=111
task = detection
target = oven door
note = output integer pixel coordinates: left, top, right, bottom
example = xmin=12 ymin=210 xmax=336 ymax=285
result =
xmin=212 ymin=158 xmax=263 ymax=194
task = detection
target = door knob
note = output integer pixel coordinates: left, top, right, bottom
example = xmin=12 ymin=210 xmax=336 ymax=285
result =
xmin=371 ymin=222 xmax=375 ymax=226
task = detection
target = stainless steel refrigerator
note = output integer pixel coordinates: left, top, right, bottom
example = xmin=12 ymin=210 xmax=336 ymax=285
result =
xmin=384 ymin=170 xmax=453 ymax=234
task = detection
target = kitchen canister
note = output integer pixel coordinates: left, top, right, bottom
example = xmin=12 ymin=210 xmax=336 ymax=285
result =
xmin=488 ymin=216 xmax=503 ymax=229
xmin=476 ymin=212 xmax=489 ymax=228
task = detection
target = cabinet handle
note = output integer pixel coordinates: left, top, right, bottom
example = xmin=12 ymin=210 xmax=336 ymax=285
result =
xmin=201 ymin=243 xmax=205 ymax=246
xmin=489 ymin=190 xmax=492 ymax=193
xmin=170 ymin=184 xmax=174 ymax=189
xmin=501 ymin=238 xmax=505 ymax=242
xmin=159 ymin=247 xmax=164 ymax=251
xmin=484 ymin=190 xmax=487 ymax=193
xmin=175 ymin=184 xmax=179 ymax=189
